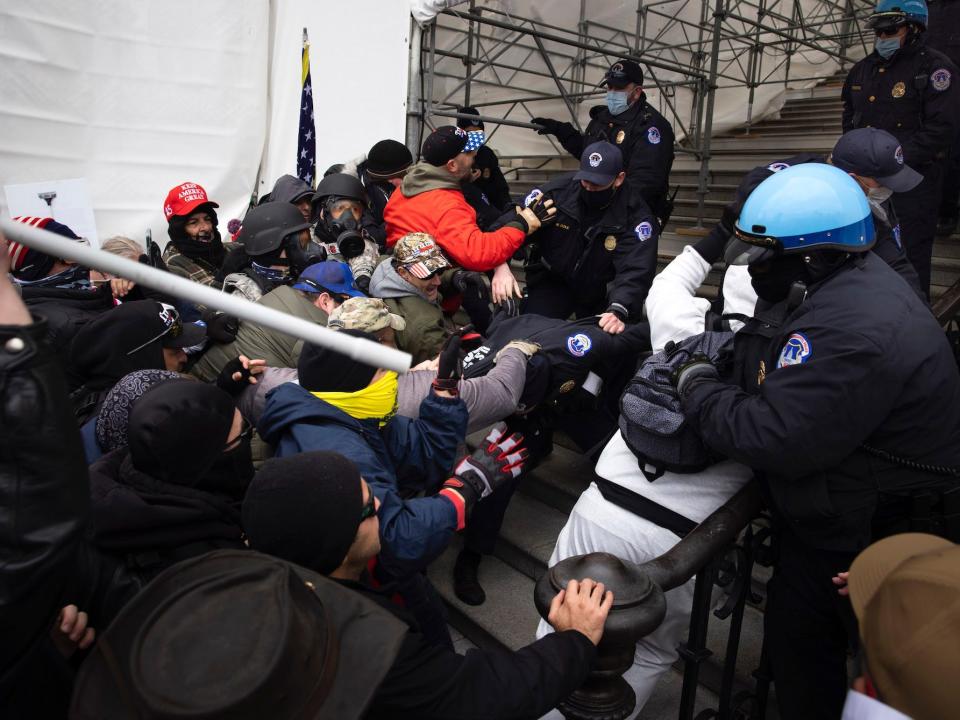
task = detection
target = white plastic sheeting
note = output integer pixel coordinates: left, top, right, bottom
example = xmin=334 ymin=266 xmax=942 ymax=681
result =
xmin=426 ymin=1 xmax=850 ymax=156
xmin=0 ymin=0 xmax=411 ymax=245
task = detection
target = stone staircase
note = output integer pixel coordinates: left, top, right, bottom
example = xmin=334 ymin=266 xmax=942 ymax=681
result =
xmin=433 ymin=78 xmax=958 ymax=718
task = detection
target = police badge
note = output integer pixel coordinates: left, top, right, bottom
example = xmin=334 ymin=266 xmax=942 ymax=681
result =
xmin=615 ymin=129 xmax=625 ymax=144
xmin=892 ymin=81 xmax=906 ymax=98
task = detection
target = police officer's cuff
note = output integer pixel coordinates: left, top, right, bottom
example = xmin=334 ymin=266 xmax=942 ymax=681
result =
xmin=606 ymin=303 xmax=628 ymax=322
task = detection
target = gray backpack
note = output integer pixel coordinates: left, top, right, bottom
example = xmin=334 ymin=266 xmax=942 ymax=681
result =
xmin=619 ymin=330 xmax=735 ymax=481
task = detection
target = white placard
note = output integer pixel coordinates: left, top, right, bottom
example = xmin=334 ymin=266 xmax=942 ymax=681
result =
xmin=3 ymin=178 xmax=100 ymax=248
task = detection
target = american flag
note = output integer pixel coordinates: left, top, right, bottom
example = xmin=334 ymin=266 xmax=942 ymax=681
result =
xmin=297 ymin=28 xmax=316 ymax=187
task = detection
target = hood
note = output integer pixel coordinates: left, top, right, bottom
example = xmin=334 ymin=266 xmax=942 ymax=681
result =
xmin=399 ymin=161 xmax=462 ymax=198
xmin=257 ymin=382 xmax=363 ymax=446
xmin=369 ymin=259 xmax=434 ymax=302
xmin=269 ymin=174 xmax=314 ymax=204
xmin=70 ymin=316 xmax=167 ymax=392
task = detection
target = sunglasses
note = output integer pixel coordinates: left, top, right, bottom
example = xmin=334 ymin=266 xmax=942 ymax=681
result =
xmin=223 ymin=418 xmax=254 ymax=452
xmin=360 ymin=487 xmax=377 ymax=522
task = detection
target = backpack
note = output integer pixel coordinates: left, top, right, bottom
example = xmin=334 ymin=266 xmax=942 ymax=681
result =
xmin=619 ymin=330 xmax=734 ymax=481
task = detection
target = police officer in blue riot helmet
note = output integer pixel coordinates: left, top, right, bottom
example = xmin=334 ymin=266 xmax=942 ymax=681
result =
xmin=673 ymin=163 xmax=960 ymax=720
xmin=841 ymin=0 xmax=960 ymax=297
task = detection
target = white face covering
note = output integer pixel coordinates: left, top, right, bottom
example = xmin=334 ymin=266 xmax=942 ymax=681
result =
xmin=867 ymin=186 xmax=894 ymax=205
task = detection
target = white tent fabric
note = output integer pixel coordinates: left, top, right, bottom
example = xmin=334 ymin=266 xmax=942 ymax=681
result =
xmin=0 ymin=0 xmax=411 ymax=246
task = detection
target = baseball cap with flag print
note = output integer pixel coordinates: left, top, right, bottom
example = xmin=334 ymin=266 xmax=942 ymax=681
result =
xmin=393 ymin=233 xmax=451 ymax=279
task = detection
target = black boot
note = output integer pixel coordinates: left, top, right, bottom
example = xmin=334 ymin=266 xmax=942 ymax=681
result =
xmin=453 ymin=549 xmax=485 ymax=606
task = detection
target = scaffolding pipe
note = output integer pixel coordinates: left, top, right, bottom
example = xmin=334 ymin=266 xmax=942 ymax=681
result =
xmin=0 ymin=219 xmax=413 ymax=373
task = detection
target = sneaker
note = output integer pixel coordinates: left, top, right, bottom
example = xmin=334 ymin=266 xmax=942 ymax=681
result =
xmin=453 ymin=550 xmax=486 ymax=606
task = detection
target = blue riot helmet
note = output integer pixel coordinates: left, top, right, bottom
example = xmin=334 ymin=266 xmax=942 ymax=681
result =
xmin=724 ymin=163 xmax=875 ymax=266
xmin=868 ymin=0 xmax=928 ymax=31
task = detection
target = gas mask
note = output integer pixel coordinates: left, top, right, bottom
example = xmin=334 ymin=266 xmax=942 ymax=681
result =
xmin=322 ymin=199 xmax=366 ymax=259
xmin=286 ymin=236 xmax=327 ymax=276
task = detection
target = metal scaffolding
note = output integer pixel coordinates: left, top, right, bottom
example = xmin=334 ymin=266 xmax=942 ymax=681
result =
xmin=409 ymin=0 xmax=874 ymax=226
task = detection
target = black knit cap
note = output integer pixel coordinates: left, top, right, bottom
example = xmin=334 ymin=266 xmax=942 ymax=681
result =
xmin=297 ymin=329 xmax=379 ymax=392
xmin=243 ymin=451 xmax=364 ymax=574
xmin=366 ymin=139 xmax=413 ymax=181
xmin=128 ymin=379 xmax=236 ymax=487
xmin=456 ymin=106 xmax=483 ymax=130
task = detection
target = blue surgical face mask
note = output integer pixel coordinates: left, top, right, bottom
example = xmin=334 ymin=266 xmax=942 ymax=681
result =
xmin=605 ymin=90 xmax=630 ymax=116
xmin=875 ymin=37 xmax=901 ymax=59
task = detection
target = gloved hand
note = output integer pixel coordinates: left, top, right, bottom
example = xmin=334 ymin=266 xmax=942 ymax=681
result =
xmin=451 ymin=269 xmax=488 ymax=295
xmin=517 ymin=196 xmax=557 ymax=235
xmin=441 ymin=424 xmax=527 ymax=514
xmin=531 ymin=117 xmax=561 ymax=136
xmin=432 ymin=332 xmax=464 ymax=395
xmin=496 ymin=296 xmax=522 ymax=318
xmin=693 ymin=202 xmax=740 ymax=265
xmin=355 ymin=274 xmax=371 ymax=295
xmin=202 ymin=310 xmax=240 ymax=344
xmin=216 ymin=355 xmax=267 ymax=396
xmin=671 ymin=353 xmax=719 ymax=396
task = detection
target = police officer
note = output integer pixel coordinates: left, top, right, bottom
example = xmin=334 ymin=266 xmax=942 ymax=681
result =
xmin=532 ymin=59 xmax=675 ymax=226
xmin=521 ymin=141 xmax=660 ymax=335
xmin=841 ymin=0 xmax=959 ymax=296
xmin=673 ymin=164 xmax=960 ymax=719
xmin=312 ymin=173 xmax=380 ymax=294
xmin=926 ymin=0 xmax=960 ymax=235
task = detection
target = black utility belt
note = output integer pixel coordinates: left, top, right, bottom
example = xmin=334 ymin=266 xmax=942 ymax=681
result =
xmin=594 ymin=476 xmax=696 ymax=538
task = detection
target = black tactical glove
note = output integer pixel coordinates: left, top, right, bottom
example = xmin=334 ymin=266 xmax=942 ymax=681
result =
xmin=531 ymin=117 xmax=561 ymax=136
xmin=671 ymin=353 xmax=719 ymax=397
xmin=525 ymin=193 xmax=558 ymax=227
xmin=496 ymin=296 xmax=521 ymax=318
xmin=432 ymin=332 xmax=464 ymax=395
xmin=202 ymin=310 xmax=240 ymax=344
xmin=355 ymin=274 xmax=371 ymax=295
xmin=440 ymin=424 xmax=528 ymax=517
xmin=216 ymin=357 xmax=252 ymax=396
xmin=451 ymin=269 xmax=487 ymax=295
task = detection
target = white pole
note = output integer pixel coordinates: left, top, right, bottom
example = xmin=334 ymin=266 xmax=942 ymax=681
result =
xmin=1 ymin=218 xmax=412 ymax=374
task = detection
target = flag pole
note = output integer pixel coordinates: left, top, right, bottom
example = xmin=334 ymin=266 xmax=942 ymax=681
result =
xmin=1 ymin=218 xmax=412 ymax=374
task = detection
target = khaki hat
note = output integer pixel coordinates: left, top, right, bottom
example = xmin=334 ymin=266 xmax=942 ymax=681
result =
xmin=847 ymin=533 xmax=960 ymax=720
xmin=328 ymin=297 xmax=406 ymax=333
xmin=393 ymin=232 xmax=450 ymax=279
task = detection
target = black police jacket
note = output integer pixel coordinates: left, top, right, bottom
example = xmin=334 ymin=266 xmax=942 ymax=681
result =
xmin=927 ymin=0 xmax=960 ymax=68
xmin=842 ymin=37 xmax=960 ymax=169
xmin=682 ymin=252 xmax=960 ymax=552
xmin=552 ymin=97 xmax=675 ymax=220
xmin=526 ymin=174 xmax=660 ymax=319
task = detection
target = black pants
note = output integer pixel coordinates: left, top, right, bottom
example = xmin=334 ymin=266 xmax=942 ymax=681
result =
xmin=893 ymin=163 xmax=944 ymax=298
xmin=764 ymin=526 xmax=859 ymax=720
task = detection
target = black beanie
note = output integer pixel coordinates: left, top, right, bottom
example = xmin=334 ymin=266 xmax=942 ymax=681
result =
xmin=242 ymin=451 xmax=363 ymax=574
xmin=297 ymin=329 xmax=379 ymax=392
xmin=366 ymin=140 xmax=413 ymax=180
xmin=456 ymin=106 xmax=483 ymax=130
xmin=128 ymin=380 xmax=236 ymax=487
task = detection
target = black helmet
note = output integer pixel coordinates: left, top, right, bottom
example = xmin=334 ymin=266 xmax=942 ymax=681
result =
xmin=238 ymin=202 xmax=311 ymax=257
xmin=314 ymin=173 xmax=367 ymax=204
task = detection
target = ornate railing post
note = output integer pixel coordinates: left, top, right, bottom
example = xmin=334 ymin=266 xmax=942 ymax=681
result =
xmin=535 ymin=483 xmax=762 ymax=720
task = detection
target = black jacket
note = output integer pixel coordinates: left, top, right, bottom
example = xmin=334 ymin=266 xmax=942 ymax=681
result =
xmin=20 ymin=282 xmax=115 ymax=386
xmin=842 ymin=37 xmax=959 ymax=169
xmin=472 ymin=144 xmax=512 ymax=210
xmin=926 ymin=0 xmax=960 ymax=68
xmin=526 ymin=174 xmax=660 ymax=319
xmin=0 ymin=319 xmax=140 ymax=718
xmin=339 ymin=579 xmax=596 ymax=720
xmin=552 ymin=97 xmax=675 ymax=221
xmin=683 ymin=252 xmax=960 ymax=552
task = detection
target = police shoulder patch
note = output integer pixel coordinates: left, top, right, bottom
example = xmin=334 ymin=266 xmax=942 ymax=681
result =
xmin=767 ymin=162 xmax=790 ymax=173
xmin=635 ymin=221 xmax=654 ymax=241
xmin=647 ymin=126 xmax=661 ymax=145
xmin=524 ymin=188 xmax=543 ymax=208
xmin=931 ymin=68 xmax=952 ymax=92
xmin=777 ymin=332 xmax=812 ymax=368
xmin=566 ymin=333 xmax=593 ymax=357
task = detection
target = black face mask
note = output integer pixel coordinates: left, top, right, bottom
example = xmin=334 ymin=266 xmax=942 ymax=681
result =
xmin=580 ymin=185 xmax=616 ymax=212
xmin=201 ymin=440 xmax=255 ymax=501
xmin=748 ymin=254 xmax=809 ymax=303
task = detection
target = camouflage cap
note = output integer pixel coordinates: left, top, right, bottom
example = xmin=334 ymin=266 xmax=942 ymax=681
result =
xmin=393 ymin=233 xmax=450 ymax=279
xmin=328 ymin=297 xmax=407 ymax=333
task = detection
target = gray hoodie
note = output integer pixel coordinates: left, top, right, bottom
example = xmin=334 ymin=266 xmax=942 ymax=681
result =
xmin=369 ymin=258 xmax=431 ymax=302
xmin=269 ymin=174 xmax=313 ymax=204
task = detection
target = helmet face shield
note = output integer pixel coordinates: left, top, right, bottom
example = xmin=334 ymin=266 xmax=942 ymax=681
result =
xmin=724 ymin=235 xmax=778 ymax=266
xmin=868 ymin=11 xmax=908 ymax=32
